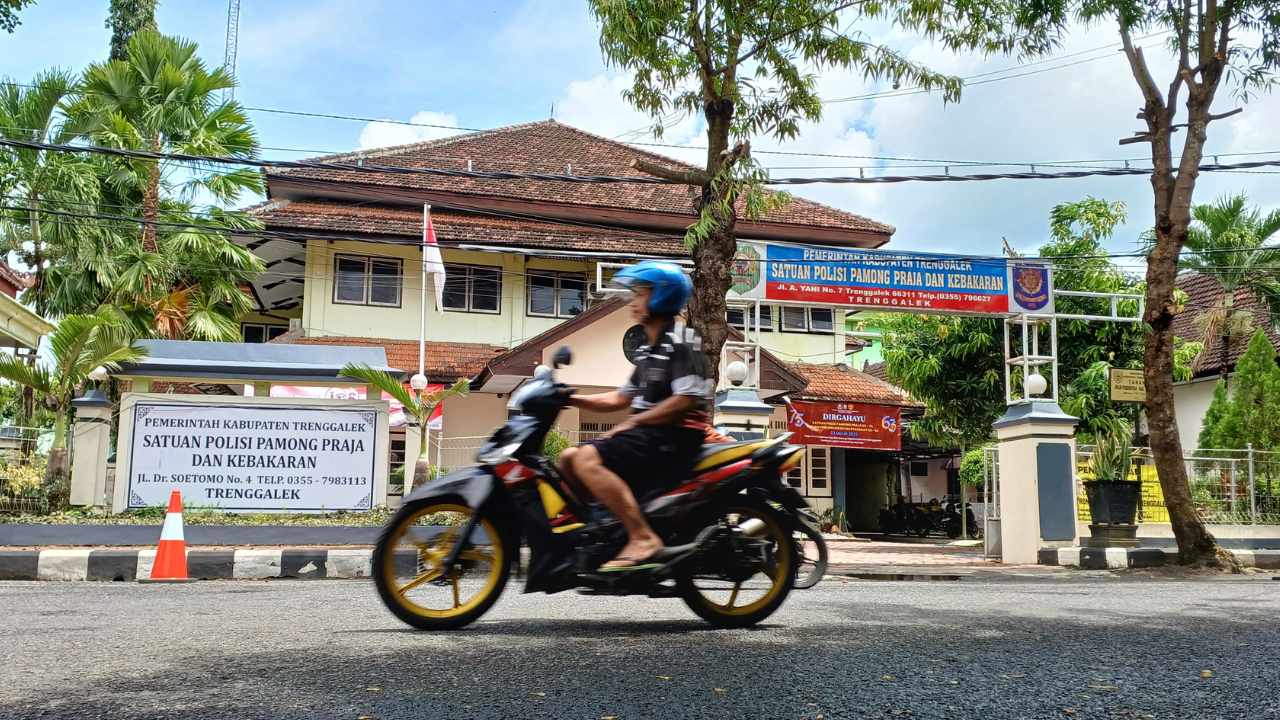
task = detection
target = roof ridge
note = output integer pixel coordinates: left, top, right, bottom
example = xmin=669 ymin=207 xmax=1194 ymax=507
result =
xmin=288 ymin=120 xmax=560 ymax=165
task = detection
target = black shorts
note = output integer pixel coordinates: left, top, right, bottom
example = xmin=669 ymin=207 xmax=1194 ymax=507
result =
xmin=586 ymin=425 xmax=704 ymax=500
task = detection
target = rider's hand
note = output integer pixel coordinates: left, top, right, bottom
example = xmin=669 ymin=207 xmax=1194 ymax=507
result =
xmin=601 ymin=420 xmax=636 ymax=439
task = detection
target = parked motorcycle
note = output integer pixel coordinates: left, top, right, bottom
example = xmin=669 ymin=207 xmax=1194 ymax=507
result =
xmin=372 ymin=346 xmax=815 ymax=630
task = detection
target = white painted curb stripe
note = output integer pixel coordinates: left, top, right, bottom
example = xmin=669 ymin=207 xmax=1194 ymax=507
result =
xmin=1058 ymin=547 xmax=1081 ymax=567
xmin=233 ymin=549 xmax=283 ymax=579
xmin=36 ymin=549 xmax=92 ymax=581
xmin=326 ymin=549 xmax=373 ymax=578
xmin=1104 ymin=547 xmax=1128 ymax=569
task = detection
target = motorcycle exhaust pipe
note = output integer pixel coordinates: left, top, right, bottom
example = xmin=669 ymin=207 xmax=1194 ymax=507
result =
xmin=739 ymin=518 xmax=768 ymax=537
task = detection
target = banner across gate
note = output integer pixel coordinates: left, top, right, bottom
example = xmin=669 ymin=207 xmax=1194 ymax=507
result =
xmin=728 ymin=240 xmax=1052 ymax=315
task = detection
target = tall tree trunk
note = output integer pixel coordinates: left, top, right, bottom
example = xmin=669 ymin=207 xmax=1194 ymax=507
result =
xmin=28 ymin=194 xmax=46 ymax=317
xmin=1142 ymin=98 xmax=1235 ymax=569
xmin=141 ymin=158 xmax=160 ymax=254
xmin=687 ymin=98 xmax=737 ymax=386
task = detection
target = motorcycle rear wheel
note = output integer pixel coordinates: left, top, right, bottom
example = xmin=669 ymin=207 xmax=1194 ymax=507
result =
xmin=793 ymin=522 xmax=829 ymax=590
xmin=373 ymin=497 xmax=511 ymax=631
xmin=677 ymin=501 xmax=796 ymax=628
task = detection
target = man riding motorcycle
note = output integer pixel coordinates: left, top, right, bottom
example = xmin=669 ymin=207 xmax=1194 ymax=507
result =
xmin=557 ymin=261 xmax=711 ymax=571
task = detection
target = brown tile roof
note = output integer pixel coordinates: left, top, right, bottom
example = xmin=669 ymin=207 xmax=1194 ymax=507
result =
xmin=1172 ymin=273 xmax=1280 ymax=377
xmin=266 ymin=120 xmax=893 ymax=236
xmin=789 ymin=362 xmax=919 ymax=406
xmin=861 ymin=361 xmax=890 ymax=383
xmin=258 ymin=200 xmax=689 ymax=257
xmin=276 ymin=336 xmax=505 ymax=382
xmin=0 ymin=261 xmax=34 ymax=296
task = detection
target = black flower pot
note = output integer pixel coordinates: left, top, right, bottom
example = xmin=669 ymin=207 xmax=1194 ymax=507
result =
xmin=1083 ymin=480 xmax=1141 ymax=548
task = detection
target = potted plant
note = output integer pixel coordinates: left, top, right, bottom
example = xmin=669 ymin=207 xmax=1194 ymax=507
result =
xmin=1083 ymin=421 xmax=1142 ymax=547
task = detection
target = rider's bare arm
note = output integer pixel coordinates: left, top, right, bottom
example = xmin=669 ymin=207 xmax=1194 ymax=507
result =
xmin=569 ymin=390 xmax=632 ymax=414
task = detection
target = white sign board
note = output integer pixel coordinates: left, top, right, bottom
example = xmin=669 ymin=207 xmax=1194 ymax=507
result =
xmin=123 ymin=401 xmax=381 ymax=511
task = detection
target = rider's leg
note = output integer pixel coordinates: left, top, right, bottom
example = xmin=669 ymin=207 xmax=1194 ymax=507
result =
xmin=555 ymin=446 xmax=588 ymax=502
xmin=569 ymin=444 xmax=663 ymax=564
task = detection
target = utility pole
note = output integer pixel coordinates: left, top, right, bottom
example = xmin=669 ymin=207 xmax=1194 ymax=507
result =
xmin=223 ymin=0 xmax=242 ymax=101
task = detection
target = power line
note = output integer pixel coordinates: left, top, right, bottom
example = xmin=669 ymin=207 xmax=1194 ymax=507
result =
xmin=9 ymin=199 xmax=1279 ymax=271
xmin=9 ymin=137 xmax=1280 ymax=187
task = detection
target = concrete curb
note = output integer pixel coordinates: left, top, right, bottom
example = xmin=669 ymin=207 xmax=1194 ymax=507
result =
xmin=1038 ymin=546 xmax=1280 ymax=570
xmin=0 ymin=548 xmax=374 ymax=581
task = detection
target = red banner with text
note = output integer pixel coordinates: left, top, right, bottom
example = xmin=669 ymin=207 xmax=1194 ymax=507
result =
xmin=786 ymin=400 xmax=902 ymax=451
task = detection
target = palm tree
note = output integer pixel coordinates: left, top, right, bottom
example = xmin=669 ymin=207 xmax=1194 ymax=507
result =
xmin=0 ymin=69 xmax=104 ymax=318
xmin=1181 ymin=194 xmax=1280 ymax=384
xmin=340 ymin=364 xmax=470 ymax=492
xmin=0 ymin=311 xmax=146 ymax=486
xmin=70 ymin=30 xmax=265 ymax=340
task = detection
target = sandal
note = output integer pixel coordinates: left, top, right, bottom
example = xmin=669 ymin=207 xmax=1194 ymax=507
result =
xmin=598 ymin=550 xmax=664 ymax=572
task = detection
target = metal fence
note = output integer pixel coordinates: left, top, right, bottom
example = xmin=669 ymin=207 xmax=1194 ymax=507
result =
xmin=428 ymin=428 xmax=613 ymax=473
xmin=0 ymin=425 xmax=54 ymax=515
xmin=1075 ymin=444 xmax=1280 ymax=525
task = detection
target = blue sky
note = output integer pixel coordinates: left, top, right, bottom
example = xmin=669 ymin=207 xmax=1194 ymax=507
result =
xmin=2 ymin=0 xmax=1277 ymax=266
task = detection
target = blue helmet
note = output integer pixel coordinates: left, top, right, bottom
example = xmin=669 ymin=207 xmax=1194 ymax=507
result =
xmin=611 ymin=261 xmax=692 ymax=316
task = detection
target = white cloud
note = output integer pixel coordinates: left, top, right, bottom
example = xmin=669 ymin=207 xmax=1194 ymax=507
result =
xmin=557 ymin=74 xmax=702 ymax=146
xmin=357 ymin=111 xmax=467 ymax=150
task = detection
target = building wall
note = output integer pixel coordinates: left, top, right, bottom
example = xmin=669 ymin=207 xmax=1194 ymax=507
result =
xmin=748 ymin=320 xmax=848 ymax=366
xmin=901 ymin=457 xmax=952 ymax=503
xmin=301 ymin=240 xmax=592 ymax=345
xmin=1174 ymin=376 xmax=1221 ymax=451
xmin=299 ymin=239 xmax=847 ymax=365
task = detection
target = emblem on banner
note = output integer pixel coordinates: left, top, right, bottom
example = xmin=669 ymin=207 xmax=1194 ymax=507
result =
xmin=881 ymin=415 xmax=898 ymax=433
xmin=1011 ymin=264 xmax=1051 ymax=311
xmin=729 ymin=243 xmax=762 ymax=296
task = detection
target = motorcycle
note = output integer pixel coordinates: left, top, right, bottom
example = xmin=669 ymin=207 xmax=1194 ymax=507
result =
xmin=372 ymin=346 xmax=815 ymax=630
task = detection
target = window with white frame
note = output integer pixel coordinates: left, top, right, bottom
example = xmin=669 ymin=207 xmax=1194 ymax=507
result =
xmin=528 ymin=270 xmax=586 ymax=318
xmin=784 ymin=446 xmax=833 ymax=497
xmin=441 ymin=263 xmax=502 ymax=313
xmin=806 ymin=446 xmax=832 ymax=497
xmin=727 ymin=305 xmax=774 ymax=331
xmin=780 ymin=306 xmax=836 ymax=334
xmin=333 ymin=254 xmax=402 ymax=307
xmin=241 ymin=323 xmax=288 ymax=344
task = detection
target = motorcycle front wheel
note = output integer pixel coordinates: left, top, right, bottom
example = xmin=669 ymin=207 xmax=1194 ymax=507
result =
xmin=372 ymin=497 xmax=511 ymax=631
xmin=678 ymin=501 xmax=796 ymax=628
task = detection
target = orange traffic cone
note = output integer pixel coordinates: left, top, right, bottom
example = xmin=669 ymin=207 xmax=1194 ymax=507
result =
xmin=140 ymin=490 xmax=193 ymax=583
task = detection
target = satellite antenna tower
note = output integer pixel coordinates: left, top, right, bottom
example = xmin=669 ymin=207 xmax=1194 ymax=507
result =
xmin=223 ymin=0 xmax=242 ymax=101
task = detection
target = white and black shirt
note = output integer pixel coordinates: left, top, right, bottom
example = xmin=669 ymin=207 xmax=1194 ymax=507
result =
xmin=619 ymin=322 xmax=713 ymax=428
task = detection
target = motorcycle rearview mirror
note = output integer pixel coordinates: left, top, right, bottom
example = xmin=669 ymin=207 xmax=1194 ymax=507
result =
xmin=552 ymin=345 xmax=572 ymax=369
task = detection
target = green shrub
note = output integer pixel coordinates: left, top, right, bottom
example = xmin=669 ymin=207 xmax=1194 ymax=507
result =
xmin=543 ymin=429 xmax=572 ymax=463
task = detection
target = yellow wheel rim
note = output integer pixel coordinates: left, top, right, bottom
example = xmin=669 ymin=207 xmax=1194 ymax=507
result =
xmin=380 ymin=502 xmax=504 ymax=619
xmin=692 ymin=507 xmax=793 ymax=617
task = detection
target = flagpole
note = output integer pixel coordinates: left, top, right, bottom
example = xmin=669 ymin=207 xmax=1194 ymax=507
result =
xmin=419 ymin=203 xmax=429 ymax=381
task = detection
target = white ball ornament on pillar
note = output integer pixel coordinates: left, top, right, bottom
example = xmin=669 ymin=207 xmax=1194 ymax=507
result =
xmin=1024 ymin=372 xmax=1048 ymax=397
xmin=88 ymin=366 xmax=109 ymax=383
xmin=409 ymin=373 xmax=428 ymax=391
xmin=726 ymin=360 xmax=750 ymax=387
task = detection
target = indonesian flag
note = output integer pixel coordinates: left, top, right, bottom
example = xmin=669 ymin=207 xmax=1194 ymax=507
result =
xmin=423 ymin=205 xmax=446 ymax=310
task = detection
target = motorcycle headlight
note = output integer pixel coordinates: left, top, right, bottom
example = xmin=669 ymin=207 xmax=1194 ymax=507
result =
xmin=477 ymin=440 xmax=523 ymax=465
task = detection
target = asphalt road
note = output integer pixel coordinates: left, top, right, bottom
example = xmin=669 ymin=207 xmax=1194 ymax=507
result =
xmin=2 ymin=575 xmax=1277 ymax=719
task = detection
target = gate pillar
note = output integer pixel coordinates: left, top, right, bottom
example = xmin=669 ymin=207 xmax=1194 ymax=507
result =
xmin=69 ymin=389 xmax=113 ymax=507
xmin=993 ymin=401 xmax=1079 ymax=563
